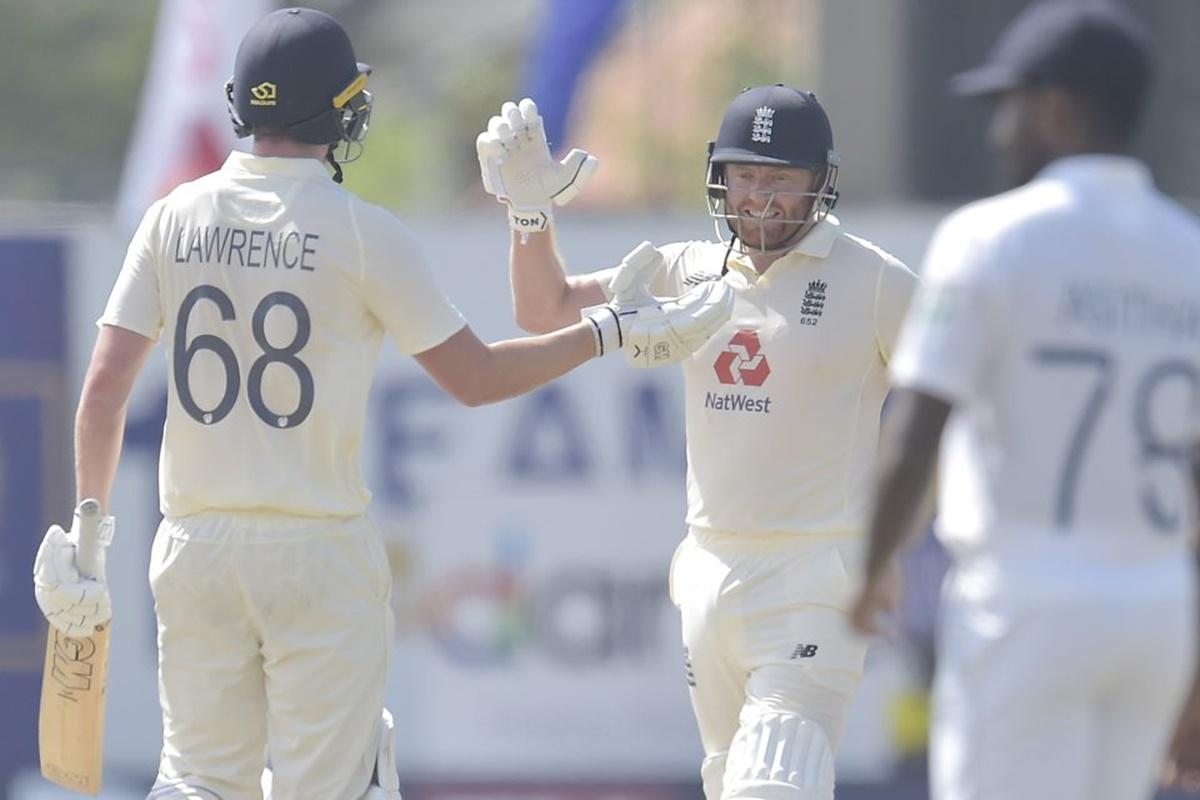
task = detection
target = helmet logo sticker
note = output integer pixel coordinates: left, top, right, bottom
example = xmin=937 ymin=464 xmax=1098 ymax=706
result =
xmin=751 ymin=106 xmax=775 ymax=144
xmin=250 ymin=82 xmax=278 ymax=106
xmin=714 ymin=330 xmax=771 ymax=387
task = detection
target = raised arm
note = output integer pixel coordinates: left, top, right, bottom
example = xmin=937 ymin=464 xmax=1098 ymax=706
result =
xmin=475 ymin=98 xmax=607 ymax=333
xmin=509 ymin=228 xmax=607 ymax=334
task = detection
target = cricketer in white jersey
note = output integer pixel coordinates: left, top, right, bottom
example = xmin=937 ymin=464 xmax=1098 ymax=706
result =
xmin=477 ymin=85 xmax=918 ymax=800
xmin=852 ymin=4 xmax=1200 ymax=799
xmin=103 ymin=151 xmax=465 ymax=519
xmin=102 ymin=151 xmax=465 ymax=800
xmin=643 ymin=220 xmax=916 ymax=798
xmin=31 ymin=8 xmax=734 ymax=800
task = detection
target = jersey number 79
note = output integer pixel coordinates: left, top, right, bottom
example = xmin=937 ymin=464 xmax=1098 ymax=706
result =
xmin=1034 ymin=345 xmax=1198 ymax=533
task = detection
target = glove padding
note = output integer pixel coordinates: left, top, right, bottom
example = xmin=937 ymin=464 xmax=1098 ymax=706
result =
xmin=33 ymin=506 xmax=114 ymax=637
xmin=584 ymin=242 xmax=735 ymax=368
xmin=476 ymin=97 xmax=598 ymax=236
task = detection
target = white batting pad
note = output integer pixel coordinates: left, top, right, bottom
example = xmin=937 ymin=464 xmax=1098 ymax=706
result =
xmin=723 ymin=710 xmax=835 ymax=799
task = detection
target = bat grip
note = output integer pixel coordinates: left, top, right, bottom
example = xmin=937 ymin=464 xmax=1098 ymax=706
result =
xmin=75 ymin=498 xmax=103 ymax=580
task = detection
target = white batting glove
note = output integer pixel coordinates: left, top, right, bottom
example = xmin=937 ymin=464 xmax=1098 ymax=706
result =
xmin=584 ymin=242 xmax=736 ymax=368
xmin=476 ymin=97 xmax=598 ymax=237
xmin=33 ymin=507 xmax=114 ymax=637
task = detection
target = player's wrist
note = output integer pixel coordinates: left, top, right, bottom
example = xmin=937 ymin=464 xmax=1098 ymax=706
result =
xmin=583 ymin=304 xmax=623 ymax=358
xmin=507 ymin=204 xmax=553 ymax=235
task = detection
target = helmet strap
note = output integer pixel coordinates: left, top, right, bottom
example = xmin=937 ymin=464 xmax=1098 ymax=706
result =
xmin=719 ymin=235 xmax=738 ymax=277
xmin=327 ymin=147 xmax=344 ymax=184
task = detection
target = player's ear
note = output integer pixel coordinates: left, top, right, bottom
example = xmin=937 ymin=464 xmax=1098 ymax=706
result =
xmin=1036 ymin=86 xmax=1078 ymax=146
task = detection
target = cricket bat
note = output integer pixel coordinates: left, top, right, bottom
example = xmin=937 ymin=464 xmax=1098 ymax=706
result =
xmin=38 ymin=498 xmax=109 ymax=795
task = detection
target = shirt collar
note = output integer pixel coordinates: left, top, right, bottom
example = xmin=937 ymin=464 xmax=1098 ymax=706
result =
xmin=1036 ymin=154 xmax=1152 ymax=192
xmin=725 ymin=214 xmax=841 ymax=277
xmin=794 ymin=213 xmax=840 ymax=258
xmin=221 ymin=149 xmax=332 ymax=179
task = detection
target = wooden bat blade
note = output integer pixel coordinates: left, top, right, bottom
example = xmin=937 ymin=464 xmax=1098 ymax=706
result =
xmin=39 ymin=623 xmax=110 ymax=795
xmin=38 ymin=498 xmax=108 ymax=795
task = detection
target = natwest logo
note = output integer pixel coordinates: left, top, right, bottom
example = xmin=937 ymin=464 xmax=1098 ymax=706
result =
xmin=713 ymin=330 xmax=770 ymax=386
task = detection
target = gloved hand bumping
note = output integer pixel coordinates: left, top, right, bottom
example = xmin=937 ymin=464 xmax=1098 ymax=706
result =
xmin=583 ymin=241 xmax=735 ymax=368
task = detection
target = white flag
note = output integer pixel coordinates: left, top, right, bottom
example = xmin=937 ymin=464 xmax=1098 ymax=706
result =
xmin=116 ymin=0 xmax=273 ymax=230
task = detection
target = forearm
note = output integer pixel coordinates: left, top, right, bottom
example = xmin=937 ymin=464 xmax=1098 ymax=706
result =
xmin=510 ymin=229 xmax=585 ymax=333
xmin=473 ymin=323 xmax=597 ymax=405
xmin=864 ymin=436 xmax=937 ymax=581
xmin=1190 ymin=451 xmax=1200 ymax=662
xmin=74 ymin=393 xmax=129 ymax=511
xmin=72 ymin=325 xmax=154 ymax=511
xmin=418 ymin=322 xmax=599 ymax=407
xmin=863 ymin=390 xmax=949 ymax=581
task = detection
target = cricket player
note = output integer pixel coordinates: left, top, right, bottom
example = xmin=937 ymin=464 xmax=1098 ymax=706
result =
xmin=30 ymin=8 xmax=732 ymax=800
xmin=849 ymin=4 xmax=1200 ymax=799
xmin=476 ymin=85 xmax=918 ymax=799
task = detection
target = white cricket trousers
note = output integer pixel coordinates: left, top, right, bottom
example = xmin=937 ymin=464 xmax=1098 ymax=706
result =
xmin=932 ymin=561 xmax=1197 ymax=800
xmin=148 ymin=512 xmax=395 ymax=800
xmin=669 ymin=527 xmax=869 ymax=799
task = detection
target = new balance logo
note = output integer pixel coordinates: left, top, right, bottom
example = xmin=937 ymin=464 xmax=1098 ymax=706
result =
xmin=790 ymin=644 xmax=819 ymax=659
xmin=800 ymin=279 xmax=827 ymax=326
xmin=751 ymin=105 xmax=775 ymax=143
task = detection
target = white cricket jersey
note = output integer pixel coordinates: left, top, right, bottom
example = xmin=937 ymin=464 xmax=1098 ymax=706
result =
xmin=892 ymin=155 xmax=1200 ymax=588
xmin=100 ymin=151 xmax=465 ymax=518
xmin=606 ymin=216 xmax=918 ymax=534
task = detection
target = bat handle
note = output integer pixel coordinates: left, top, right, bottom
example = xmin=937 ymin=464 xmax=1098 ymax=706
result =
xmin=75 ymin=498 xmax=103 ymax=580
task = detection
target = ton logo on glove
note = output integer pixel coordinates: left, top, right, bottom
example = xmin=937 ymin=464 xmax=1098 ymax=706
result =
xmin=476 ymin=97 xmax=598 ymax=240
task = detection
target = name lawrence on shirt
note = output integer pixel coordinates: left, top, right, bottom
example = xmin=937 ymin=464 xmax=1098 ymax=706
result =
xmin=173 ymin=225 xmax=319 ymax=271
xmin=704 ymin=391 xmax=772 ymax=413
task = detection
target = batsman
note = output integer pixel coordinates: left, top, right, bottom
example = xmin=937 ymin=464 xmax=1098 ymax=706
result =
xmin=31 ymin=7 xmax=732 ymax=800
xmin=477 ymin=85 xmax=919 ymax=798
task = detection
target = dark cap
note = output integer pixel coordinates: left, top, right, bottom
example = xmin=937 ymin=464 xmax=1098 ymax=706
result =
xmin=710 ymin=84 xmax=834 ymax=171
xmin=232 ymin=7 xmax=370 ymax=144
xmin=951 ymin=2 xmax=1150 ymax=104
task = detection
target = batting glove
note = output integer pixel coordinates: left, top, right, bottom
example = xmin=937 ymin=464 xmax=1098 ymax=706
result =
xmin=33 ymin=507 xmax=114 ymax=637
xmin=584 ymin=242 xmax=735 ymax=368
xmin=476 ymin=98 xmax=598 ymax=238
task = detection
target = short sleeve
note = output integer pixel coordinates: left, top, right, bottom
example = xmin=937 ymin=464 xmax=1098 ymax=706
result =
xmin=873 ymin=255 xmax=920 ymax=363
xmin=356 ymin=207 xmax=465 ymax=355
xmin=889 ymin=210 xmax=1005 ymax=404
xmin=98 ymin=199 xmax=166 ymax=340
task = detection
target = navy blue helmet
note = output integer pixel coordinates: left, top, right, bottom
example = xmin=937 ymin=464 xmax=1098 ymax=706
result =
xmin=225 ymin=8 xmax=372 ymax=153
xmin=706 ymin=85 xmax=840 ymax=252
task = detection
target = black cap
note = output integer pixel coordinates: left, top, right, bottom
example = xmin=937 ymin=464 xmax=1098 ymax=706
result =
xmin=951 ymin=2 xmax=1150 ymax=104
xmin=232 ymin=7 xmax=370 ymax=144
xmin=710 ymin=84 xmax=834 ymax=171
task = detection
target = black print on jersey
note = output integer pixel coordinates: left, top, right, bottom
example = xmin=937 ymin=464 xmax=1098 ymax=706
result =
xmin=801 ymin=280 xmax=827 ymax=326
xmin=683 ymin=272 xmax=723 ymax=287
